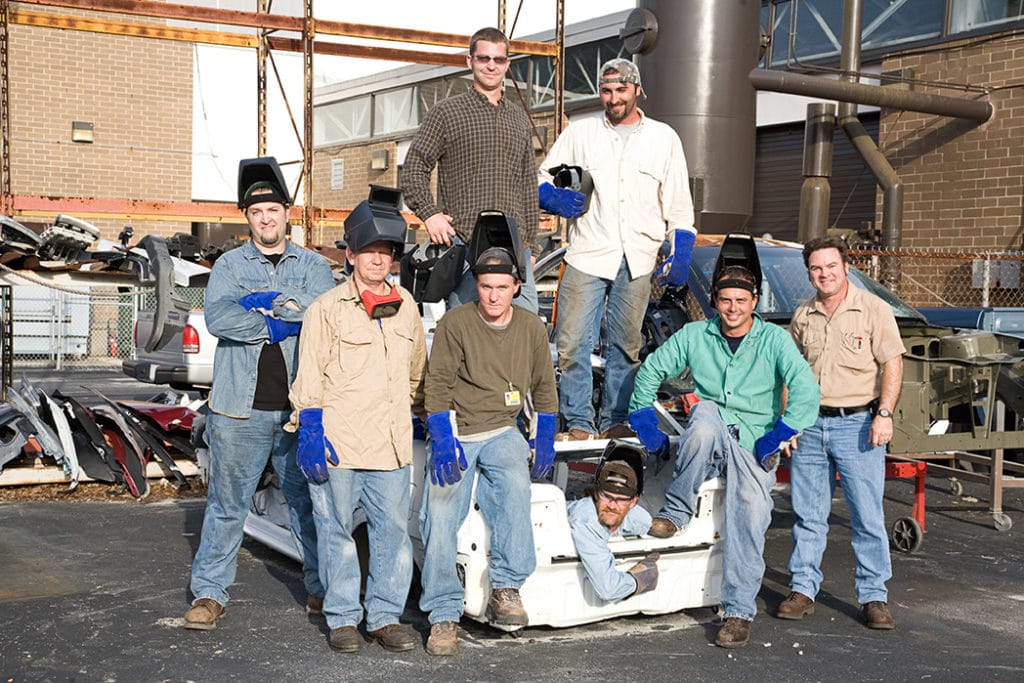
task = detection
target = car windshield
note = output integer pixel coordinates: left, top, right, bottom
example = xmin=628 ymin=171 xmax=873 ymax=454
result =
xmin=690 ymin=243 xmax=926 ymax=324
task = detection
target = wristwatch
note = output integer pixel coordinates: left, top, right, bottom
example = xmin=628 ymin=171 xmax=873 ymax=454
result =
xmin=877 ymin=408 xmax=893 ymax=418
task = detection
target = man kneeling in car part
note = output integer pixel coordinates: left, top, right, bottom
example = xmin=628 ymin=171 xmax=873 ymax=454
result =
xmin=419 ymin=246 xmax=558 ymax=656
xmin=568 ymin=440 xmax=659 ymax=602
xmin=628 ymin=262 xmax=820 ymax=648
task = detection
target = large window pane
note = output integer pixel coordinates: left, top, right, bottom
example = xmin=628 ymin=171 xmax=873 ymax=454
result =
xmin=768 ymin=0 xmax=942 ymax=66
xmin=373 ymin=87 xmax=418 ymax=136
xmin=531 ymin=37 xmax=627 ymax=109
xmin=951 ymin=0 xmax=1024 ymax=33
xmin=315 ymin=96 xmax=370 ymax=146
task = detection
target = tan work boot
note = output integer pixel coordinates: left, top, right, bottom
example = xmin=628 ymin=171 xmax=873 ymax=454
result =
xmin=367 ymin=623 xmax=418 ymax=652
xmin=715 ymin=617 xmax=751 ymax=648
xmin=862 ymin=601 xmax=895 ymax=630
xmin=184 ymin=598 xmax=224 ymax=631
xmin=328 ymin=625 xmax=363 ymax=653
xmin=486 ymin=588 xmax=528 ymax=626
xmin=306 ymin=594 xmax=324 ymax=615
xmin=426 ymin=621 xmax=459 ymax=656
xmin=776 ymin=591 xmax=815 ymax=620
xmin=648 ymin=517 xmax=679 ymax=538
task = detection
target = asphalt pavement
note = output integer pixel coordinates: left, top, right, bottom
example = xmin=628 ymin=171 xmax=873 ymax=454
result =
xmin=1 ymin=371 xmax=1023 ymax=681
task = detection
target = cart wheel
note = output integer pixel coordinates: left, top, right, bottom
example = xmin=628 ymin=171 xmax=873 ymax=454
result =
xmin=948 ymin=478 xmax=963 ymax=497
xmin=889 ymin=516 xmax=924 ymax=553
xmin=993 ymin=513 xmax=1012 ymax=532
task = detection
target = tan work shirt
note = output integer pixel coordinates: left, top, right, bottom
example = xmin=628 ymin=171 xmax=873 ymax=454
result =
xmin=791 ymin=284 xmax=904 ymax=407
xmin=289 ymin=279 xmax=427 ymax=470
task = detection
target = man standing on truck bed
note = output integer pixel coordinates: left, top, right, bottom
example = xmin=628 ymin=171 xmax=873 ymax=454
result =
xmin=184 ymin=157 xmax=336 ymax=631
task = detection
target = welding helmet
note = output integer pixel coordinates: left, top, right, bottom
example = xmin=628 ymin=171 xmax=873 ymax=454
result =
xmin=549 ymin=164 xmax=594 ymax=214
xmin=712 ymin=232 xmax=762 ymax=296
xmin=595 ymin=439 xmax=646 ymax=497
xmin=467 ymin=211 xmax=526 ymax=283
xmin=399 ymin=239 xmax=468 ymax=303
xmin=344 ymin=185 xmax=408 ymax=258
xmin=238 ymin=156 xmax=291 ymax=209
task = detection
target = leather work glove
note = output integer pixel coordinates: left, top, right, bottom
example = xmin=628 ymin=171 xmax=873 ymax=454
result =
xmin=656 ymin=230 xmax=696 ymax=288
xmin=627 ymin=552 xmax=660 ymax=597
xmin=239 ymin=290 xmax=281 ymax=313
xmin=264 ymin=315 xmax=301 ymax=344
xmin=426 ymin=411 xmax=468 ymax=487
xmin=296 ymin=408 xmax=339 ymax=484
xmin=754 ymin=418 xmax=798 ymax=472
xmin=628 ymin=407 xmax=670 ymax=461
xmin=538 ymin=182 xmax=585 ymax=218
xmin=528 ymin=412 xmax=558 ymax=479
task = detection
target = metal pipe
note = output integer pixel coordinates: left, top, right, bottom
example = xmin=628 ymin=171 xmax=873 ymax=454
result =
xmin=748 ymin=68 xmax=993 ymax=123
xmin=798 ymin=103 xmax=835 ymax=242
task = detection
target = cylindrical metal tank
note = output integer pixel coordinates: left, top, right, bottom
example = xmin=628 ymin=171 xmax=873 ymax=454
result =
xmin=633 ymin=1 xmax=761 ymax=233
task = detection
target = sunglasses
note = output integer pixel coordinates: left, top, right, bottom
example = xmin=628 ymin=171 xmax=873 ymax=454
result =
xmin=597 ymin=490 xmax=633 ymax=506
xmin=473 ymin=55 xmax=509 ymax=65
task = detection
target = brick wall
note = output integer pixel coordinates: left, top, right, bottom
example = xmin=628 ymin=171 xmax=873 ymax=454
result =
xmin=880 ymin=32 xmax=1024 ymax=253
xmin=7 ymin=5 xmax=193 ymax=240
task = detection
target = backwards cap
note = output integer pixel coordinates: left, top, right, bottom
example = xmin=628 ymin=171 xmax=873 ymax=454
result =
xmin=599 ymin=58 xmax=642 ymax=89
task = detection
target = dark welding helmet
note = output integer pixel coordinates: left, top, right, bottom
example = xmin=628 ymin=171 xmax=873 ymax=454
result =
xmin=712 ymin=232 xmax=762 ymax=296
xmin=595 ymin=439 xmax=646 ymax=497
xmin=549 ymin=164 xmax=594 ymax=214
xmin=399 ymin=239 xmax=468 ymax=303
xmin=237 ymin=156 xmax=291 ymax=209
xmin=344 ymin=186 xmax=408 ymax=258
xmin=467 ymin=210 xmax=526 ymax=283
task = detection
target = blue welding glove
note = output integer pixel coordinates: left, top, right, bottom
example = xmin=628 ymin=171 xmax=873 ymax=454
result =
xmin=426 ymin=411 xmax=468 ymax=487
xmin=239 ymin=290 xmax=281 ymax=312
xmin=529 ymin=412 xmax=558 ymax=479
xmin=656 ymin=230 xmax=696 ymax=288
xmin=754 ymin=418 xmax=798 ymax=472
xmin=628 ymin=407 xmax=670 ymax=461
xmin=264 ymin=315 xmax=301 ymax=344
xmin=538 ymin=182 xmax=586 ymax=218
xmin=296 ymin=408 xmax=339 ymax=484
xmin=412 ymin=416 xmax=427 ymax=441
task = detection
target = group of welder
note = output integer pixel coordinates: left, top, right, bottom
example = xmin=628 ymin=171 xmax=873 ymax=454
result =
xmin=181 ymin=26 xmax=904 ymax=655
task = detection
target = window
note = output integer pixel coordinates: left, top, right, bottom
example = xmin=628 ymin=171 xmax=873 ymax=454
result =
xmin=373 ymin=87 xmax=418 ymax=136
xmin=950 ymin=0 xmax=1024 ymax=33
xmin=315 ymin=96 xmax=370 ymax=146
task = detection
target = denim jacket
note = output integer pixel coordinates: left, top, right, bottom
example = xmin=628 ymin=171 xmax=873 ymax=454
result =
xmin=206 ymin=239 xmax=335 ymax=418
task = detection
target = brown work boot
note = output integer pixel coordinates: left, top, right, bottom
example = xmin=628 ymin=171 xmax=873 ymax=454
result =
xmin=328 ymin=625 xmax=363 ymax=653
xmin=184 ymin=598 xmax=224 ymax=631
xmin=715 ymin=617 xmax=752 ymax=648
xmin=556 ymin=428 xmax=597 ymax=442
xmin=599 ymin=423 xmax=636 ymax=439
xmin=306 ymin=594 xmax=324 ymax=615
xmin=862 ymin=601 xmax=895 ymax=630
xmin=426 ymin=621 xmax=459 ymax=656
xmin=486 ymin=588 xmax=529 ymax=627
xmin=776 ymin=591 xmax=815 ymax=620
xmin=367 ymin=623 xmax=418 ymax=652
xmin=648 ymin=517 xmax=679 ymax=538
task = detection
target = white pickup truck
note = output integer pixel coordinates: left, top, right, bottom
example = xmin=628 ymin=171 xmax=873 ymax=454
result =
xmin=122 ymin=304 xmax=216 ymax=392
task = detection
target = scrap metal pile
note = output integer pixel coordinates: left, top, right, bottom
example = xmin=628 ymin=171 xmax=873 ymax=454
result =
xmin=0 ymin=377 xmax=203 ymax=498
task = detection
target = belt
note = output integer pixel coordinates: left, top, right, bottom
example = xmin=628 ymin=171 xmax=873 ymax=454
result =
xmin=819 ymin=402 xmax=876 ymax=418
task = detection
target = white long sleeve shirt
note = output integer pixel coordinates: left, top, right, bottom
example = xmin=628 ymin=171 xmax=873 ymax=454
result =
xmin=540 ymin=110 xmax=696 ymax=281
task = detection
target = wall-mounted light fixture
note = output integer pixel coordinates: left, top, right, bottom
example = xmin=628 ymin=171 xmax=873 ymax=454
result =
xmin=371 ymin=148 xmax=389 ymax=171
xmin=71 ymin=121 xmax=94 ymax=143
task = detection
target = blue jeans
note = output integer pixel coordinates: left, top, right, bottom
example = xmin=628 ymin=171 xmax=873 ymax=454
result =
xmin=658 ymin=401 xmax=776 ymax=621
xmin=447 ymin=248 xmax=538 ymax=313
xmin=419 ymin=428 xmax=536 ymax=624
xmin=555 ymin=258 xmax=651 ymax=433
xmin=788 ymin=412 xmax=891 ymax=604
xmin=190 ymin=410 xmax=322 ymax=605
xmin=308 ymin=467 xmax=413 ymax=631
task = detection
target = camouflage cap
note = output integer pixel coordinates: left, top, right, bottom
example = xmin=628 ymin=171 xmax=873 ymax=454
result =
xmin=599 ymin=58 xmax=642 ymax=88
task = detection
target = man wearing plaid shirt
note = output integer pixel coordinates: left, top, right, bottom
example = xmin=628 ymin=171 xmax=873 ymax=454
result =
xmin=400 ymin=26 xmax=540 ymax=313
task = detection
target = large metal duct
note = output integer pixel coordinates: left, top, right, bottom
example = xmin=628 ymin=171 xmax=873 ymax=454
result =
xmin=626 ymin=1 xmax=761 ymax=233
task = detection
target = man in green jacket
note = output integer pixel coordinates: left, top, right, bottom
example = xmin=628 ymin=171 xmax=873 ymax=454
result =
xmin=628 ymin=264 xmax=820 ymax=649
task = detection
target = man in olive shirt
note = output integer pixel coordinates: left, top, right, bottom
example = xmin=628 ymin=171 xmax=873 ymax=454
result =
xmin=779 ymin=236 xmax=904 ymax=630
xmin=419 ymin=247 xmax=558 ymax=655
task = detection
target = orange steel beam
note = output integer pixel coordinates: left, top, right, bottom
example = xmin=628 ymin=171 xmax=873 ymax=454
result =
xmin=21 ymin=0 xmax=556 ymax=55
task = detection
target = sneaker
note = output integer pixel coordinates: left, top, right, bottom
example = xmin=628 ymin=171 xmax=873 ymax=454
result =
xmin=776 ymin=591 xmax=815 ymax=620
xmin=306 ymin=594 xmax=324 ymax=615
xmin=648 ymin=517 xmax=679 ymax=538
xmin=715 ymin=617 xmax=751 ymax=648
xmin=367 ymin=623 xmax=418 ymax=652
xmin=555 ymin=428 xmax=597 ymax=442
xmin=426 ymin=621 xmax=459 ymax=656
xmin=328 ymin=625 xmax=363 ymax=653
xmin=486 ymin=588 xmax=529 ymax=626
xmin=862 ymin=601 xmax=895 ymax=630
xmin=184 ymin=598 xmax=224 ymax=631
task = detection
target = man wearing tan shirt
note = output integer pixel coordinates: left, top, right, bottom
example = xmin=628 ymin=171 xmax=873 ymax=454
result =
xmin=289 ymin=194 xmax=426 ymax=654
xmin=781 ymin=236 xmax=905 ymax=630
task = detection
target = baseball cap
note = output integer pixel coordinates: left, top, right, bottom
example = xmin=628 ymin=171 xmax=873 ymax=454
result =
xmin=241 ymin=180 xmax=290 ymax=209
xmin=597 ymin=460 xmax=639 ymax=498
xmin=599 ymin=58 xmax=642 ymax=88
xmin=473 ymin=246 xmax=518 ymax=277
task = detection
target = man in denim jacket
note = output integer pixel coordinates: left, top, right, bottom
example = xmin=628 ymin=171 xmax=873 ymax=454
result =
xmin=184 ymin=157 xmax=336 ymax=630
